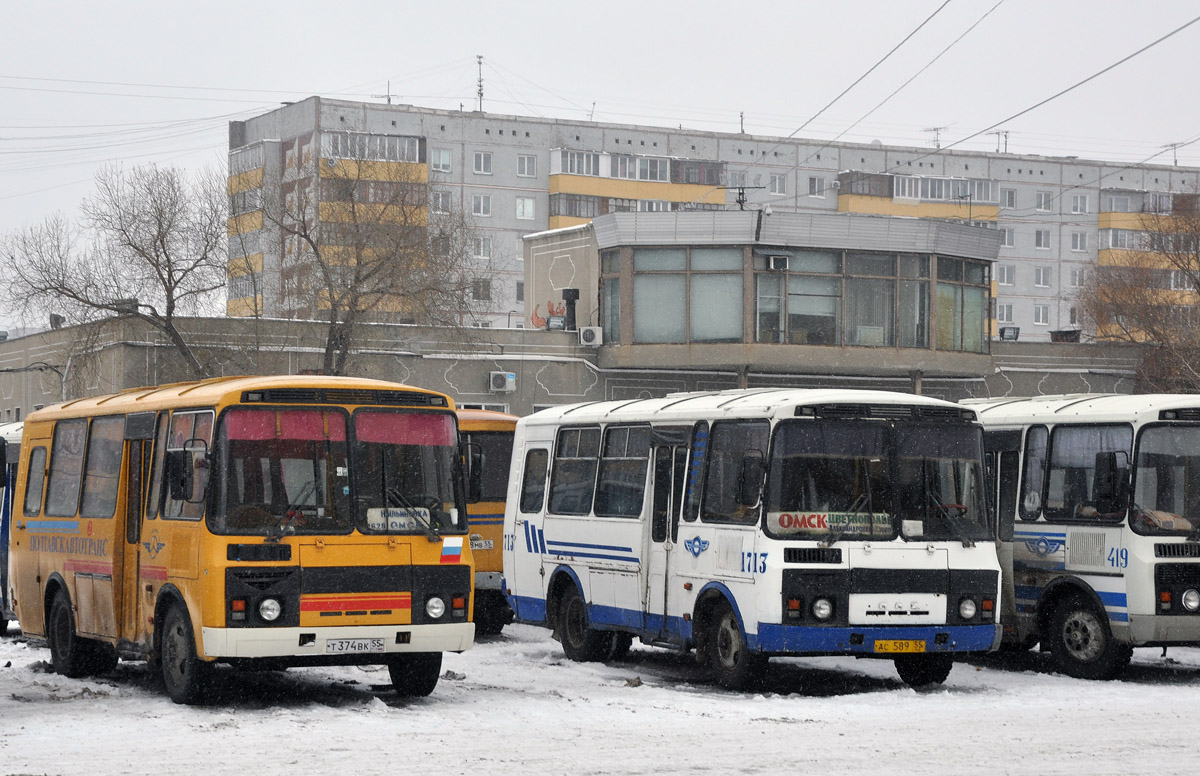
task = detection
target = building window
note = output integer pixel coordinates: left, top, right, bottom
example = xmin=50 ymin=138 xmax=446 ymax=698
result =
xmin=638 ymin=157 xmax=670 ymax=182
xmin=729 ymin=170 xmax=747 ymax=188
xmin=1071 ymin=194 xmax=1088 ymax=214
xmin=517 ymin=154 xmax=537 ymax=177
xmin=808 ymin=176 xmax=825 ymax=197
xmin=473 ymin=151 xmax=492 ymax=175
xmin=1036 ymin=191 xmax=1053 ymax=212
xmin=769 ymin=174 xmax=786 ymax=195
xmin=627 ymin=247 xmax=742 ymax=344
xmin=1001 ymin=188 xmax=1016 ymax=209
xmin=1035 ymin=229 xmax=1051 ymax=250
xmin=686 ymin=166 xmax=700 ymax=184
xmin=472 ymin=194 xmax=492 ymax=217
xmin=1001 ymin=227 xmax=1014 ymax=247
xmin=1034 ymin=304 xmax=1050 ymax=325
xmin=516 ymin=197 xmax=535 ymax=220
xmin=563 ymin=150 xmax=601 ymax=176
xmin=1149 ymin=192 xmax=1173 ymax=214
xmin=1071 ymin=232 xmax=1087 ymax=252
xmin=472 ymin=279 xmax=491 ymax=301
xmin=473 ymin=236 xmax=492 ymax=258
xmin=1069 ymin=306 xmax=1078 ymax=326
xmin=1106 ymin=195 xmax=1133 ymax=212
xmin=516 ymin=281 xmax=524 ymax=303
xmin=1070 ymin=268 xmax=1086 ymax=287
xmin=935 ymin=257 xmax=988 ymax=353
xmin=997 ymin=303 xmax=1014 ymax=324
xmin=997 ymin=264 xmax=1015 ymax=286
xmin=430 ymin=149 xmax=452 ymax=173
xmin=322 ymin=132 xmax=419 ymax=162
xmin=430 ymin=190 xmax=451 ymax=214
xmin=1034 ymin=267 xmax=1052 ymax=288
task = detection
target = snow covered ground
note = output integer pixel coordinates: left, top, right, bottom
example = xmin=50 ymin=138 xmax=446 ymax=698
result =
xmin=2 ymin=622 xmax=1197 ymax=776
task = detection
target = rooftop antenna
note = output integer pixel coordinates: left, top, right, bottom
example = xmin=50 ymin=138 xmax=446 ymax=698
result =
xmin=476 ymin=54 xmax=484 ymax=112
xmin=588 ymin=101 xmax=595 ymax=121
xmin=989 ymin=130 xmax=1010 ymax=153
xmin=740 ymin=112 xmax=745 ymax=134
xmin=1163 ymin=141 xmax=1184 ymax=166
xmin=372 ymin=80 xmax=394 ymax=105
xmin=924 ymin=126 xmax=948 ymax=149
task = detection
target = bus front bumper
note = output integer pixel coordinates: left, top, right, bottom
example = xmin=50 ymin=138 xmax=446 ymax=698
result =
xmin=200 ymin=622 xmax=475 ymax=660
xmin=754 ymin=623 xmax=1002 ymax=655
xmin=1126 ymin=614 xmax=1200 ymax=645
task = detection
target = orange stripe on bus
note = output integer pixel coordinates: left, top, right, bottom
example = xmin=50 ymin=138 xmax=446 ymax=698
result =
xmin=300 ymin=594 xmax=412 ymax=612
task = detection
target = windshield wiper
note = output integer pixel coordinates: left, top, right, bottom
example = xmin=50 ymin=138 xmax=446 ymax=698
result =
xmin=928 ymin=490 xmax=977 ymax=548
xmin=265 ymin=479 xmax=319 ymax=543
xmin=386 ymin=486 xmax=441 ymax=542
xmin=821 ymin=483 xmax=877 ymax=548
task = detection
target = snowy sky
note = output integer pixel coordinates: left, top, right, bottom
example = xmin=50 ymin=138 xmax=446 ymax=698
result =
xmin=2 ymin=0 xmax=1200 ymax=234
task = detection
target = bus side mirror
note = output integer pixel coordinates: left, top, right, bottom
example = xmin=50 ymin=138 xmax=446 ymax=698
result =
xmin=462 ymin=442 xmax=483 ymax=503
xmin=166 ymin=450 xmax=193 ymax=501
xmin=1094 ymin=451 xmax=1129 ymax=514
xmin=739 ymin=452 xmax=766 ymax=508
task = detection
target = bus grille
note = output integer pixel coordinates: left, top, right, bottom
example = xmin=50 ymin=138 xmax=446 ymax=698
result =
xmin=229 ymin=568 xmax=297 ymax=590
xmin=1155 ymin=543 xmax=1200 ymax=558
xmin=242 ymin=388 xmax=445 ymax=407
xmin=784 ymin=547 xmax=843 ymax=564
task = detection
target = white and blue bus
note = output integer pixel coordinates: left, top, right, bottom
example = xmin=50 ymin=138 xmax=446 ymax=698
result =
xmin=967 ymin=394 xmax=1200 ymax=678
xmin=503 ymin=389 xmax=1001 ymax=689
xmin=1 ymin=421 xmax=22 ymax=636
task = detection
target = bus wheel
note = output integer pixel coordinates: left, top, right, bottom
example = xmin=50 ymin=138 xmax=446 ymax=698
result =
xmin=708 ymin=600 xmax=766 ymax=691
xmin=0 ymin=618 xmax=8 ymax=637
xmin=160 ymin=604 xmax=211 ymax=704
xmin=388 ymin=652 xmax=442 ymax=697
xmin=609 ymin=633 xmax=634 ymax=662
xmin=1048 ymin=594 xmax=1132 ymax=680
xmin=558 ymin=585 xmax=610 ymax=662
xmin=48 ymin=592 xmax=94 ymax=678
xmin=894 ymin=654 xmax=953 ymax=688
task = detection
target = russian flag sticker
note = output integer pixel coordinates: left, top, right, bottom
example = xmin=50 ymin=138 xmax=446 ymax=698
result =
xmin=440 ymin=536 xmax=464 ymax=564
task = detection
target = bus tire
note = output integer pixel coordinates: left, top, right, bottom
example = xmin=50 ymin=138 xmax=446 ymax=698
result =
xmin=0 ymin=618 xmax=8 ymax=637
xmin=558 ymin=585 xmax=611 ymax=662
xmin=160 ymin=603 xmax=211 ymax=704
xmin=708 ymin=600 xmax=766 ymax=691
xmin=894 ymin=653 xmax=953 ymax=688
xmin=609 ymin=632 xmax=634 ymax=662
xmin=388 ymin=652 xmax=442 ymax=697
xmin=47 ymin=592 xmax=100 ymax=678
xmin=1048 ymin=593 xmax=1131 ymax=680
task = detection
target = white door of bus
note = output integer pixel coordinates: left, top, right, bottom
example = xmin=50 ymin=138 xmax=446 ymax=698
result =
xmin=645 ymin=443 xmax=687 ymax=643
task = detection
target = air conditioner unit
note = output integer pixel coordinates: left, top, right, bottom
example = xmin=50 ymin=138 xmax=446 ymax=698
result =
xmin=768 ymin=255 xmax=790 ymax=271
xmin=579 ymin=327 xmax=603 ymax=346
xmin=489 ymin=371 xmax=516 ymax=393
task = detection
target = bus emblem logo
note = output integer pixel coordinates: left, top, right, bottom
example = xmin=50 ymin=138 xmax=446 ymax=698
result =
xmin=684 ymin=536 xmax=709 ymax=558
xmin=1024 ymin=536 xmax=1064 ymax=557
xmin=143 ymin=531 xmax=165 ymax=559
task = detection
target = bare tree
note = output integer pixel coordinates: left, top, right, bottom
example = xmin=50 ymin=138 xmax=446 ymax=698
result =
xmin=263 ymin=149 xmax=483 ymax=375
xmin=1078 ymin=193 xmax=1200 ymax=391
xmin=0 ymin=164 xmax=227 ymax=378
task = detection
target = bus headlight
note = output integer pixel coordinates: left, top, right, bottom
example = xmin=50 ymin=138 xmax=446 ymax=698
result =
xmin=812 ymin=598 xmax=833 ymax=620
xmin=1183 ymin=589 xmax=1200 ymax=612
xmin=959 ymin=598 xmax=978 ymax=620
xmin=426 ymin=596 xmax=447 ymax=619
xmin=259 ymin=598 xmax=282 ymax=622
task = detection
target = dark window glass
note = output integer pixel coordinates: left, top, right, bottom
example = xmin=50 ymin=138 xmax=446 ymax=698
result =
xmin=144 ymin=412 xmax=169 ymax=520
xmin=465 ymin=431 xmax=514 ymax=502
xmin=998 ymin=450 xmax=1019 ymax=541
xmin=682 ymin=422 xmax=708 ymax=522
xmin=1044 ymin=424 xmax=1132 ymax=522
xmin=23 ymin=446 xmax=47 ymax=516
xmin=847 ymin=253 xmax=895 ymax=276
xmin=79 ymin=415 xmax=125 ymax=518
xmin=164 ymin=411 xmax=214 ymax=521
xmin=701 ymin=420 xmax=769 ymax=524
xmin=548 ymin=427 xmax=600 ymax=515
xmin=1020 ymin=426 xmax=1048 ymax=520
xmin=519 ymin=449 xmax=550 ymax=514
xmin=45 ymin=418 xmax=87 ymax=517
xmin=595 ymin=426 xmax=651 ymax=517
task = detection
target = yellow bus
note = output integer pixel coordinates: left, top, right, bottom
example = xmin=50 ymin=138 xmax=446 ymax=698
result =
xmin=7 ymin=375 xmax=474 ymax=703
xmin=459 ymin=409 xmax=517 ymax=635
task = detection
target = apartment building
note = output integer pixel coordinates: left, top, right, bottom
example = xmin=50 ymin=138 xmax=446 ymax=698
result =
xmin=229 ymin=97 xmax=1200 ymax=339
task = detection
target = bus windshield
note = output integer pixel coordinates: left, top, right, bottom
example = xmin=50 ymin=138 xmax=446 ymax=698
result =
xmin=352 ymin=409 xmax=464 ymax=534
xmin=1132 ymin=425 xmax=1200 ymax=536
xmin=765 ymin=419 xmax=989 ymax=542
xmin=210 ymin=407 xmax=463 ymax=536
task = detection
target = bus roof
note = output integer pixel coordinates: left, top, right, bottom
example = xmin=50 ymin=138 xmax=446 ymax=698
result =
xmin=520 ymin=388 xmax=966 ymax=428
xmin=0 ymin=421 xmax=23 ymax=445
xmin=23 ymin=375 xmax=454 ymax=422
xmin=456 ymin=408 xmax=519 ymax=428
xmin=961 ymin=393 xmax=1200 ymax=425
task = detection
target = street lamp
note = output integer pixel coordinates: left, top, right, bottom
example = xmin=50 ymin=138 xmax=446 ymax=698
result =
xmin=507 ymin=310 xmax=517 ymax=328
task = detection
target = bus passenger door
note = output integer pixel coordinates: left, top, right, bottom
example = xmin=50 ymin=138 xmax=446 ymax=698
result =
xmin=645 ymin=443 xmax=686 ymax=643
xmin=984 ymin=429 xmax=1022 ymax=644
xmin=119 ymin=413 xmax=156 ymax=648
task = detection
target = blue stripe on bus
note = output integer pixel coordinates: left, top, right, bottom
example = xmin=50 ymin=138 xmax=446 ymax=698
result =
xmin=538 ymin=528 xmax=546 ymax=554
xmin=756 ymin=623 xmax=1000 ymax=654
xmin=545 ymin=539 xmax=634 ymax=553
xmin=1014 ymin=584 xmax=1040 ymax=601
xmin=1097 ymin=590 xmax=1127 ymax=608
xmin=544 ymin=550 xmax=637 ymax=563
xmin=469 ymin=517 xmax=504 ymax=525
xmin=523 ymin=522 xmax=533 ymax=553
xmin=26 ymin=520 xmax=80 ymax=533
xmin=1012 ymin=530 xmax=1067 ymax=539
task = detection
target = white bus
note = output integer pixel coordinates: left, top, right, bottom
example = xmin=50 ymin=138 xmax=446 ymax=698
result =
xmin=967 ymin=394 xmax=1200 ymax=679
xmin=503 ymin=389 xmax=1001 ymax=689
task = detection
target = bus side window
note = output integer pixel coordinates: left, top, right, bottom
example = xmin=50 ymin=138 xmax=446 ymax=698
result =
xmin=595 ymin=425 xmax=650 ymax=518
xmin=519 ymin=449 xmax=549 ymax=514
xmin=682 ymin=421 xmax=709 ymax=523
xmin=22 ymin=446 xmax=47 ymax=517
xmin=998 ymin=451 xmax=1020 ymax=541
xmin=144 ymin=412 xmax=169 ymax=521
xmin=1019 ymin=426 xmax=1048 ymax=521
xmin=45 ymin=418 xmax=87 ymax=518
xmin=79 ymin=415 xmax=125 ymax=519
xmin=548 ymin=427 xmax=600 ymax=516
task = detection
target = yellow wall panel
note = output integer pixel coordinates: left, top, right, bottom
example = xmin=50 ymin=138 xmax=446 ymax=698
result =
xmin=549 ymin=215 xmax=592 ymax=230
xmin=318 ymin=159 xmax=427 ymax=183
xmin=226 ymin=296 xmax=263 ymax=318
xmin=227 ymin=169 xmax=264 ymax=195
xmin=548 ymin=175 xmax=724 ymax=204
xmin=318 ymin=201 xmax=428 ymax=225
xmin=226 ymin=211 xmax=263 ymax=236
xmin=838 ymin=194 xmax=997 ymax=221
xmin=227 ymin=253 xmax=263 ymax=276
xmin=1097 ymin=212 xmax=1147 ymax=230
